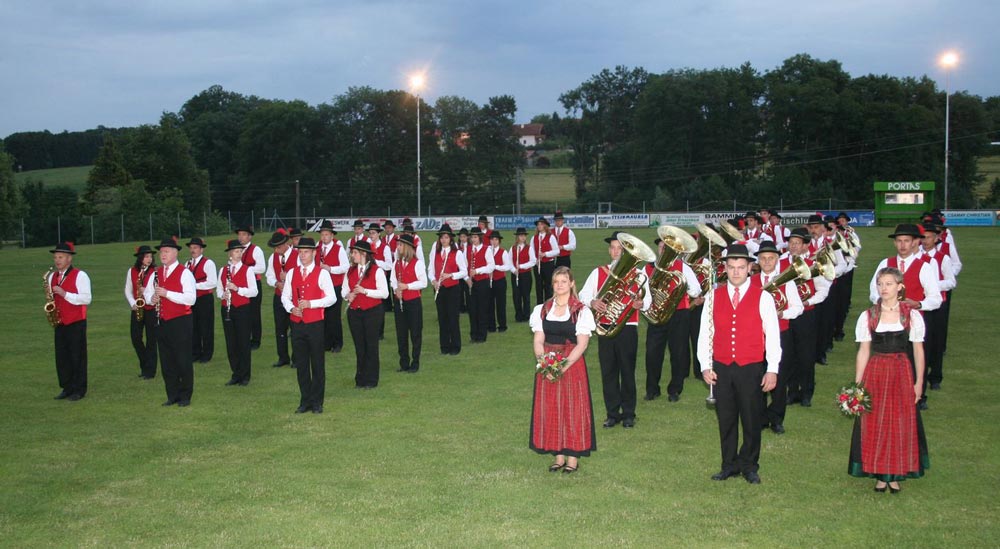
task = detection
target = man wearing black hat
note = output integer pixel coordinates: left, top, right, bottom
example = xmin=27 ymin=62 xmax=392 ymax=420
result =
xmin=767 ymin=211 xmax=789 ymax=251
xmin=185 ymin=237 xmax=216 ymax=363
xmin=428 ymin=224 xmax=468 ymax=355
xmin=698 ymin=244 xmax=781 ymax=484
xmin=785 ymin=228 xmax=831 ymax=407
xmin=920 ymin=223 xmax=956 ymax=394
xmin=288 ymin=227 xmax=304 ymax=247
xmin=266 ymin=229 xmax=297 ymax=367
xmin=743 ymin=211 xmax=772 ymax=245
xmin=487 ymin=231 xmax=512 ymax=332
xmin=282 ymin=237 xmax=337 ymax=413
xmin=509 ymin=227 xmax=537 ymax=322
xmin=236 ymin=226 xmax=266 ymax=350
xmin=477 ymin=215 xmax=494 ymax=242
xmin=48 ymin=242 xmax=92 ymax=401
xmin=390 ymin=234 xmax=426 ymax=372
xmin=317 ymin=220 xmax=349 ymax=353
xmin=145 ymin=237 xmax=197 ymax=407
xmin=456 ymin=228 xmax=471 ymax=313
xmin=125 ymin=245 xmax=158 ymax=379
xmin=218 ymin=239 xmax=258 ymax=386
xmin=532 ymin=217 xmax=559 ymax=305
xmin=552 ymin=211 xmax=576 ymax=268
xmin=347 ymin=219 xmax=366 ymax=249
xmin=806 ymin=215 xmax=846 ymax=365
xmin=466 ymin=227 xmax=495 ymax=343
xmin=578 ymin=232 xmax=652 ymax=429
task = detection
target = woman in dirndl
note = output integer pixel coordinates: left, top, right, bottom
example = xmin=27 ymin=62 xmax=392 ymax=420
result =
xmin=529 ymin=266 xmax=596 ymax=474
xmin=849 ymin=267 xmax=929 ymax=493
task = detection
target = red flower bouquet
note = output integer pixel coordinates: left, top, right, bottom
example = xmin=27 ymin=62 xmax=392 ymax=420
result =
xmin=535 ymin=351 xmax=568 ymax=383
xmin=836 ymin=382 xmax=872 ymax=417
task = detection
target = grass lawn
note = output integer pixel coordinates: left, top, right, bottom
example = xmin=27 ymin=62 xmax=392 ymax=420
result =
xmin=13 ymin=165 xmax=93 ymax=193
xmin=524 ymin=167 xmax=576 ymax=206
xmin=1 ymin=227 xmax=997 ymax=547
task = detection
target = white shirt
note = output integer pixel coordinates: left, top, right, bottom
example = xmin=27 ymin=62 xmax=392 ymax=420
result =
xmin=185 ymin=255 xmax=217 ymax=293
xmin=341 ymin=264 xmax=390 ymax=300
xmin=317 ymin=239 xmax=350 ymax=278
xmin=428 ymin=246 xmax=469 ymax=282
xmin=468 ymin=243 xmax=496 ymax=277
xmin=868 ymin=253 xmax=943 ymax=311
xmin=244 ymin=242 xmax=266 ymax=275
xmin=924 ymin=247 xmax=957 ymax=292
xmin=52 ymin=267 xmax=92 ymax=306
xmin=855 ymin=309 xmax=925 ymax=343
xmin=511 ymin=241 xmax=537 ymax=271
xmin=390 ymin=256 xmax=428 ymax=291
xmin=939 ymin=233 xmax=962 ymax=276
xmin=216 ymin=262 xmax=260 ymax=300
xmin=553 ymin=225 xmax=577 ymax=252
xmin=489 ymin=245 xmax=512 ymax=274
xmin=578 ymin=263 xmax=653 ymax=326
xmin=280 ymin=260 xmax=337 ymax=313
xmin=265 ymin=248 xmax=295 ymax=288
xmin=529 ymin=303 xmax=597 ymax=335
xmin=144 ymin=261 xmax=196 ymax=306
xmin=756 ymin=269 xmax=804 ymax=321
xmin=696 ymin=280 xmax=782 ymax=374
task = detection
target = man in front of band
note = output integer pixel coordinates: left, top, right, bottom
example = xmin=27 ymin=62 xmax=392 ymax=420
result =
xmin=49 ymin=242 xmax=92 ymax=401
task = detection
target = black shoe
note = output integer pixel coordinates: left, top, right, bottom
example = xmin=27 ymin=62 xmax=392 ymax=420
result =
xmin=225 ymin=379 xmax=239 ymax=386
xmin=622 ymin=418 xmax=636 ymax=428
xmin=603 ymin=418 xmax=620 ymax=428
xmin=295 ymin=405 xmax=311 ymax=414
xmin=668 ymin=394 xmax=680 ymax=402
xmin=408 ymin=363 xmax=419 ymax=373
xmin=238 ymin=380 xmax=249 ymax=386
xmin=643 ymin=393 xmax=658 ymax=401
xmin=140 ymin=375 xmax=155 ymax=380
xmin=834 ymin=333 xmax=845 ymax=342
xmin=817 ymin=354 xmax=828 ymax=365
xmin=787 ymin=394 xmax=801 ymax=405
xmin=250 ymin=344 xmax=261 ymax=351
xmin=162 ymin=400 xmax=176 ymax=406
xmin=743 ymin=471 xmax=761 ymax=484
xmin=198 ymin=358 xmax=212 ymax=363
xmin=498 ymin=327 xmax=507 ymax=332
xmin=272 ymin=361 xmax=290 ymax=368
xmin=67 ymin=394 xmax=84 ymax=402
xmin=711 ymin=469 xmax=739 ymax=481
xmin=930 ymin=383 xmax=941 ymax=390
xmin=917 ymin=400 xmax=928 ymax=411
xmin=801 ymin=398 xmax=812 ymax=407
xmin=177 ymin=400 xmax=191 ymax=407
xmin=548 ymin=462 xmax=565 ymax=472
xmin=397 ymin=367 xmax=409 ymax=372
xmin=331 ymin=346 xmax=342 ymax=353
xmin=54 ymin=390 xmax=69 ymax=400
xmin=449 ymin=350 xmax=460 ymax=356
xmin=770 ymin=424 xmax=785 ymax=434
xmin=487 ymin=328 xmax=497 ymax=333
xmin=312 ymin=405 xmax=323 ymax=414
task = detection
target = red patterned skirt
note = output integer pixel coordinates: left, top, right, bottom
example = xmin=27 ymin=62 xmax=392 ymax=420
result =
xmin=529 ymin=342 xmax=597 ymax=457
xmin=848 ymin=352 xmax=929 ymax=481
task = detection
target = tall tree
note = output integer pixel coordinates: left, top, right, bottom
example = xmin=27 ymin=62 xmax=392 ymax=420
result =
xmin=0 ymin=144 xmax=25 ymax=242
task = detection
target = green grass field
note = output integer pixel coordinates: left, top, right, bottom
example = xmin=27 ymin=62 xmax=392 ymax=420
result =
xmin=13 ymin=165 xmax=93 ymax=192
xmin=524 ymin=167 xmax=576 ymax=206
xmin=1 ymin=227 xmax=997 ymax=547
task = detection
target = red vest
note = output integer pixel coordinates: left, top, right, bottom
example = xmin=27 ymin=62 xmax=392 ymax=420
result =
xmin=922 ymin=252 xmax=948 ymax=302
xmin=347 ymin=264 xmax=382 ymax=310
xmin=221 ymin=264 xmax=252 ymax=309
xmin=480 ymin=227 xmax=494 ymax=242
xmin=744 ymin=227 xmax=761 ymax=240
xmin=272 ymin=249 xmax=298 ymax=295
xmin=512 ymin=243 xmax=532 ymax=274
xmin=490 ymin=246 xmax=506 ymax=281
xmin=750 ymin=272 xmax=789 ymax=331
xmin=597 ymin=266 xmax=639 ymax=324
xmin=936 ymin=241 xmax=951 ymax=259
xmin=467 ymin=244 xmax=490 ymax=282
xmin=158 ymin=264 xmax=191 ymax=321
xmin=643 ymin=259 xmax=690 ymax=311
xmin=712 ymin=284 xmax=765 ymax=365
xmin=370 ymin=239 xmax=388 ymax=265
xmin=533 ymin=232 xmax=555 ymax=263
xmin=52 ymin=267 xmax=86 ymax=325
xmin=394 ymin=259 xmax=422 ymax=301
xmin=348 ymin=234 xmax=365 ymax=249
xmin=555 ymin=226 xmax=572 ymax=257
xmin=382 ymin=233 xmax=399 ymax=255
xmin=318 ymin=240 xmax=346 ymax=287
xmin=792 ymin=256 xmax=817 ymax=311
xmin=188 ymin=256 xmax=212 ymax=297
xmin=131 ymin=266 xmax=155 ymax=311
xmin=887 ymin=256 xmax=925 ymax=304
xmin=243 ymin=243 xmax=261 ymax=280
xmin=435 ymin=247 xmax=461 ymax=288
xmin=289 ymin=265 xmax=325 ymax=324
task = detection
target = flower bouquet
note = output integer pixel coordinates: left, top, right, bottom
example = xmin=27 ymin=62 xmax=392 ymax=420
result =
xmin=836 ymin=382 xmax=872 ymax=417
xmin=535 ymin=351 xmax=568 ymax=383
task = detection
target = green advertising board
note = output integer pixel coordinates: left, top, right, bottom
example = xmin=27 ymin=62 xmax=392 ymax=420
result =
xmin=873 ymin=181 xmax=935 ymax=226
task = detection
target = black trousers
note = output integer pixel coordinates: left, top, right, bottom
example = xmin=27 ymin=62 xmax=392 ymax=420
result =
xmin=833 ymin=269 xmax=854 ymax=337
xmin=688 ymin=304 xmax=704 ymax=380
xmin=510 ymin=271 xmax=533 ymax=322
xmin=291 ymin=320 xmax=325 ymax=408
xmin=436 ymin=285 xmax=462 ymax=354
xmin=323 ymin=284 xmax=344 ymax=351
xmin=223 ymin=305 xmax=252 ymax=383
xmin=383 ymin=270 xmax=395 ymax=312
xmin=394 ymin=297 xmax=423 ymax=371
xmin=459 ymin=279 xmax=470 ymax=313
xmin=272 ymin=292 xmax=291 ymax=363
xmin=713 ymin=360 xmax=765 ymax=474
xmin=158 ymin=314 xmax=194 ymax=403
xmin=598 ymin=325 xmax=639 ymax=420
xmin=469 ymin=279 xmax=491 ymax=341
xmin=645 ymin=323 xmax=669 ymax=398
xmin=55 ymin=320 xmax=87 ymax=396
xmin=762 ymin=330 xmax=793 ymax=426
xmin=815 ymin=292 xmax=835 ymax=358
xmin=664 ymin=308 xmax=694 ymax=396
xmin=555 ymin=255 xmax=571 ymax=269
xmin=788 ymin=308 xmax=817 ymax=401
xmin=923 ymin=308 xmax=945 ymax=390
xmin=534 ymin=261 xmax=555 ymax=305
xmin=131 ymin=311 xmax=158 ymax=377
xmin=191 ymin=293 xmax=214 ymax=361
xmin=941 ymin=290 xmax=953 ymax=355
xmin=487 ymin=277 xmax=507 ymax=331
xmin=348 ymin=306 xmax=383 ymax=387
xmin=250 ymin=278 xmax=262 ymax=347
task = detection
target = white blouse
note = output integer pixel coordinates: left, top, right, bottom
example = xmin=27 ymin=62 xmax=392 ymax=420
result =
xmin=529 ymin=304 xmax=596 ymax=336
xmin=855 ymin=309 xmax=925 ymax=343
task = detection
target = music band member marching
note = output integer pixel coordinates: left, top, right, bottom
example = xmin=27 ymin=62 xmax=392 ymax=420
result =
xmin=317 ymin=220 xmax=349 ymax=353
xmin=125 ymin=245 xmax=157 ymax=379
xmin=266 ymin=229 xmax=297 ymax=367
xmin=282 ymin=237 xmax=337 ymax=414
xmin=186 ymin=237 xmax=216 ymax=363
xmin=48 ymin=242 xmax=92 ymax=401
xmin=235 ymin=226 xmax=266 ymax=350
xmin=532 ymin=217 xmax=559 ymax=305
xmin=920 ymin=222 xmax=956 ymax=393
xmin=382 ymin=219 xmax=400 ymax=313
xmin=218 ymin=239 xmax=258 ymax=386
xmin=487 ymin=231 xmax=512 ymax=333
xmin=401 ymin=223 xmax=425 ymax=264
xmin=344 ymin=240 xmax=389 ymax=389
xmin=510 ymin=227 xmax=537 ymax=323
xmin=347 ymin=219 xmax=366 ymax=249
xmin=552 ymin=211 xmax=576 ymax=268
xmin=785 ymin=228 xmax=832 ymax=408
xmin=390 ymin=234 xmax=426 ymax=373
xmin=146 ymin=237 xmax=197 ymax=407
xmin=806 ymin=214 xmax=846 ymax=366
xmin=457 ymin=228 xmax=471 ymax=313
xmin=466 ymin=227 xmax=495 ymax=343
xmin=428 ymin=224 xmax=468 ymax=356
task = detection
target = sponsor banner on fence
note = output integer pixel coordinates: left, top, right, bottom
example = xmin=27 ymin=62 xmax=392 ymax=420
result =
xmin=307 ymin=216 xmax=489 ymax=233
xmin=650 ymin=213 xmax=703 ymax=227
xmin=652 ymin=210 xmax=876 ymax=228
xmin=941 ymin=210 xmax=996 ymax=227
xmin=596 ymin=213 xmax=650 ymax=228
xmin=493 ymin=214 xmax=596 ymax=230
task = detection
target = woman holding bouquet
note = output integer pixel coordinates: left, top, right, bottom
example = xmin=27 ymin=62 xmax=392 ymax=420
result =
xmin=529 ymin=266 xmax=596 ymax=474
xmin=849 ymin=267 xmax=929 ymax=493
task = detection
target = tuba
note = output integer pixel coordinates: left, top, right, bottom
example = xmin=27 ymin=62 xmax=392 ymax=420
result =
xmin=643 ymin=225 xmax=697 ymax=325
xmin=690 ymin=224 xmax=726 ymax=296
xmin=713 ymin=222 xmax=745 ymax=285
xmin=592 ymin=233 xmax=656 ymax=337
xmin=43 ymin=268 xmax=60 ymax=328
xmin=762 ymin=256 xmax=812 ymax=313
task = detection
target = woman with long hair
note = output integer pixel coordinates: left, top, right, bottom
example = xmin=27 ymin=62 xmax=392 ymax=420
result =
xmin=343 ymin=240 xmax=388 ymax=389
xmin=429 ymin=224 xmax=467 ymax=356
xmin=124 ymin=245 xmax=157 ymax=379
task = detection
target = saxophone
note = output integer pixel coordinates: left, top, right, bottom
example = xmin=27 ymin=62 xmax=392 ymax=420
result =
xmin=134 ymin=266 xmax=148 ymax=322
xmin=43 ymin=268 xmax=60 ymax=328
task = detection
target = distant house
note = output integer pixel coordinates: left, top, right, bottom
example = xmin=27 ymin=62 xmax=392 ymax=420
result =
xmin=513 ymin=123 xmax=544 ymax=148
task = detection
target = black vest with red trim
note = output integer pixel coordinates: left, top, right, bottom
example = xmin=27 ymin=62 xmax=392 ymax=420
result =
xmin=533 ymin=232 xmax=555 ymax=264
xmin=221 ymin=264 xmax=252 ymax=309
xmin=272 ymin=249 xmax=298 ymax=295
xmin=712 ymin=283 xmax=765 ymax=366
xmin=131 ymin=266 xmax=156 ymax=311
xmin=289 ymin=265 xmax=325 ymax=324
xmin=555 ymin=226 xmax=572 ymax=257
xmin=158 ymin=263 xmax=191 ymax=321
xmin=490 ymin=246 xmax=506 ymax=281
xmin=394 ymin=259 xmax=422 ymax=301
xmin=750 ymin=271 xmax=789 ymax=331
xmin=887 ymin=256 xmax=925 ymax=304
xmin=347 ymin=264 xmax=382 ymax=311
xmin=188 ymin=256 xmax=212 ymax=297
xmin=597 ymin=265 xmax=639 ymax=325
xmin=435 ymin=247 xmax=461 ymax=288
xmin=52 ymin=267 xmax=87 ymax=325
xmin=467 ymin=244 xmax=490 ymax=282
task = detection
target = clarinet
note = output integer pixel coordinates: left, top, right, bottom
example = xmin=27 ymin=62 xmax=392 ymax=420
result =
xmin=396 ymin=260 xmax=405 ymax=313
xmin=434 ymin=248 xmax=447 ymax=302
xmin=224 ymin=263 xmax=233 ymax=321
xmin=512 ymin=244 xmax=519 ymax=288
xmin=153 ymin=269 xmax=161 ymax=326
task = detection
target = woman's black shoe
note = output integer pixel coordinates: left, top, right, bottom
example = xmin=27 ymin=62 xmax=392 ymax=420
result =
xmin=548 ymin=462 xmax=565 ymax=472
xmin=874 ymin=484 xmax=887 ymax=493
xmin=562 ymin=465 xmax=578 ymax=474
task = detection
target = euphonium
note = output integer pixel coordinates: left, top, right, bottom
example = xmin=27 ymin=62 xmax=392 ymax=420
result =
xmin=690 ymin=224 xmax=727 ymax=296
xmin=762 ymin=256 xmax=811 ymax=313
xmin=592 ymin=232 xmax=656 ymax=338
xmin=643 ymin=225 xmax=698 ymax=325
xmin=43 ymin=267 xmax=60 ymax=328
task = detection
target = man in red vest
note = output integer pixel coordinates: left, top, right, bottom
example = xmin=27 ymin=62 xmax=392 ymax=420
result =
xmin=266 ymin=229 xmax=296 ymax=367
xmin=185 ymin=237 xmax=216 ymax=363
xmin=487 ymin=231 xmax=512 ymax=333
xmin=381 ymin=219 xmax=399 ymax=313
xmin=466 ymin=227 xmax=495 ymax=343
xmin=390 ymin=234 xmax=426 ymax=372
xmin=477 ymin=215 xmax=494 ymax=242
xmin=532 ymin=217 xmax=559 ymax=305
xmin=282 ymin=237 xmax=337 ymax=413
xmin=48 ymin=241 xmax=92 ymax=401
xmin=218 ymin=239 xmax=258 ymax=386
xmin=784 ymin=228 xmax=831 ymax=408
xmin=236 ymin=225 xmax=266 ymax=350
xmin=921 ymin=221 xmax=956 ymax=393
xmin=146 ymin=237 xmax=197 ymax=407
xmin=552 ymin=210 xmax=576 ymax=268
xmin=429 ymin=224 xmax=468 ymax=355
xmin=317 ymin=220 xmax=349 ymax=353
xmin=698 ymin=243 xmax=781 ymax=484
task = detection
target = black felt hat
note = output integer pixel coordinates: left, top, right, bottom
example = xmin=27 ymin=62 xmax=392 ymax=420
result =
xmin=788 ymin=228 xmax=810 ymax=242
xmin=267 ymin=229 xmax=290 ymax=247
xmin=319 ymin=220 xmax=337 ymax=234
xmin=225 ymin=239 xmax=244 ymax=252
xmin=888 ymin=223 xmax=923 ymax=239
xmin=295 ymin=237 xmax=318 ymax=249
xmin=437 ymin=224 xmax=455 ymax=237
xmin=756 ymin=241 xmax=780 ymax=256
xmin=234 ymin=225 xmax=255 ymax=235
xmin=352 ymin=219 xmax=365 ymax=229
xmin=806 ymin=214 xmax=825 ymax=225
xmin=288 ymin=227 xmax=304 ymax=238
xmin=489 ymin=231 xmax=503 ymax=240
xmin=469 ymin=227 xmax=483 ymax=236
xmin=383 ymin=219 xmax=395 ymax=228
xmin=514 ymin=227 xmax=528 ymax=236
xmin=366 ymin=223 xmax=383 ymax=233
xmin=133 ymin=244 xmax=153 ymax=257
xmin=603 ymin=231 xmax=622 ymax=244
xmin=724 ymin=243 xmax=755 ymax=262
xmin=478 ymin=215 xmax=489 ymax=223
xmin=350 ymin=239 xmax=373 ymax=254
xmin=399 ymin=234 xmax=417 ymax=248
xmin=535 ymin=217 xmax=550 ymax=227
xmin=156 ymin=237 xmax=181 ymax=250
xmin=185 ymin=237 xmax=207 ymax=248
xmin=553 ymin=210 xmax=565 ymax=220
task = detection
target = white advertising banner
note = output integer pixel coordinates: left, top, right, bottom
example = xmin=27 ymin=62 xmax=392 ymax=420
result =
xmin=596 ymin=213 xmax=650 ymax=228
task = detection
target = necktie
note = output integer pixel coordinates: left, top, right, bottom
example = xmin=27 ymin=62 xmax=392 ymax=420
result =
xmin=732 ymin=286 xmax=741 ymax=309
xmin=900 ymin=258 xmax=906 ymax=274
xmin=763 ymin=274 xmax=770 ymax=286
xmin=301 ymin=266 xmax=306 ymax=281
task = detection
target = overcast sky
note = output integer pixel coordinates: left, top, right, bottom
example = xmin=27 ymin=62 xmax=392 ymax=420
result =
xmin=1 ymin=0 xmax=996 ymax=137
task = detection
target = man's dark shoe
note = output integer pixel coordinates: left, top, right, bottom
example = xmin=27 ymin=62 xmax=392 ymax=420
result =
xmin=801 ymin=398 xmax=812 ymax=407
xmin=602 ymin=418 xmax=620 ymax=428
xmin=930 ymin=383 xmax=941 ymax=390
xmin=67 ymin=394 xmax=84 ymax=402
xmin=711 ymin=470 xmax=739 ymax=481
xmin=177 ymin=400 xmax=191 ymax=407
xmin=272 ymin=361 xmax=289 ymax=368
xmin=744 ymin=471 xmax=761 ymax=484
xmin=770 ymin=424 xmax=785 ymax=434
xmin=622 ymin=418 xmax=635 ymax=428
xmin=668 ymin=394 xmax=680 ymax=402
xmin=643 ymin=393 xmax=658 ymax=401
xmin=54 ymin=391 xmax=69 ymax=400
xmin=312 ymin=405 xmax=323 ymax=414
xmin=295 ymin=405 xmax=310 ymax=414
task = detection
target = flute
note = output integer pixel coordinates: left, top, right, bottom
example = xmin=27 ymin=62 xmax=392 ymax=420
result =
xmin=434 ymin=248 xmax=447 ymax=302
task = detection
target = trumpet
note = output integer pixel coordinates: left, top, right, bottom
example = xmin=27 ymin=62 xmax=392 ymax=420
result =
xmin=690 ymin=224 xmax=727 ymax=296
xmin=762 ymin=256 xmax=812 ymax=313
xmin=643 ymin=225 xmax=698 ymax=325
xmin=43 ymin=267 xmax=60 ymax=328
xmin=592 ymin=233 xmax=656 ymax=337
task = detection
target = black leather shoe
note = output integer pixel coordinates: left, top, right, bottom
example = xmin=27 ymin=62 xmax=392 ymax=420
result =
xmin=498 ymin=327 xmax=507 ymax=332
xmin=449 ymin=350 xmax=460 ymax=356
xmin=668 ymin=394 xmax=680 ymax=402
xmin=930 ymin=383 xmax=941 ymax=390
xmin=834 ymin=333 xmax=845 ymax=342
xmin=331 ymin=346 xmax=342 ymax=353
xmin=177 ymin=400 xmax=191 ymax=407
xmin=711 ymin=470 xmax=739 ymax=481
xmin=643 ymin=393 xmax=658 ymax=401
xmin=623 ymin=418 xmax=636 ymax=428
xmin=817 ymin=354 xmax=828 ymax=365
xmin=295 ymin=405 xmax=310 ymax=414
xmin=54 ymin=390 xmax=69 ymax=400
xmin=602 ymin=418 xmax=620 ymax=428
xmin=162 ymin=400 xmax=176 ymax=406
xmin=312 ymin=406 xmax=323 ymax=414
xmin=198 ymin=358 xmax=212 ymax=363
xmin=140 ymin=375 xmax=155 ymax=380
xmin=238 ymin=380 xmax=249 ymax=386
xmin=800 ymin=398 xmax=812 ymax=407
xmin=770 ymin=423 xmax=785 ymax=434
xmin=67 ymin=394 xmax=84 ymax=401
xmin=744 ymin=471 xmax=761 ymax=484
xmin=397 ymin=367 xmax=409 ymax=372
xmin=272 ymin=361 xmax=290 ymax=368
xmin=225 ymin=379 xmax=239 ymax=386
